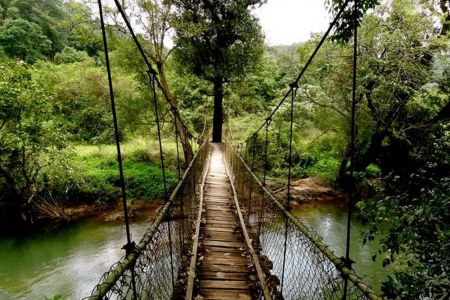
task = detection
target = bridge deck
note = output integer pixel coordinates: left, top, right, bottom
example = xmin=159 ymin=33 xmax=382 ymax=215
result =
xmin=193 ymin=143 xmax=255 ymax=300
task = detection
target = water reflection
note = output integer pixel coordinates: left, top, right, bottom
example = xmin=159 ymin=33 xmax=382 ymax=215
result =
xmin=0 ymin=220 xmax=149 ymax=299
xmin=293 ymin=202 xmax=389 ymax=293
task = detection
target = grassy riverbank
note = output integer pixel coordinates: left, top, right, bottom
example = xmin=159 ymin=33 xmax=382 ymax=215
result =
xmin=70 ymin=138 xmax=179 ymax=203
xmin=1 ymin=137 xmax=181 ymax=233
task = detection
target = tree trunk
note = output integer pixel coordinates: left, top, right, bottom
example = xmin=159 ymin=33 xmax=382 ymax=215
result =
xmin=212 ymin=77 xmax=223 ymax=143
xmin=156 ymin=62 xmax=194 ymax=164
xmin=338 ymin=129 xmax=387 ymax=187
xmin=353 ymin=130 xmax=387 ymax=172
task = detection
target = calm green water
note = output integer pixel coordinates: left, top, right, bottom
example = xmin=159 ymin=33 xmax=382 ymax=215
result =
xmin=0 ymin=203 xmax=388 ymax=299
xmin=293 ymin=202 xmax=389 ymax=293
xmin=0 ymin=220 xmax=149 ymax=299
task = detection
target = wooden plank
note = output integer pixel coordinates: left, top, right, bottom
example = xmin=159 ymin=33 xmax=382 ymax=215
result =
xmin=198 ymin=289 xmax=252 ymax=300
xmin=205 ymin=192 xmax=232 ymax=197
xmin=204 ymin=205 xmax=231 ymax=209
xmin=199 ymin=271 xmax=249 ymax=281
xmin=205 ymin=185 xmax=230 ymax=190
xmin=203 ymin=226 xmax=236 ymax=233
xmin=204 ymin=215 xmax=234 ymax=219
xmin=202 ymin=240 xmax=244 ymax=248
xmin=204 ymin=219 xmax=237 ymax=226
xmin=204 ymin=200 xmax=231 ymax=205
xmin=204 ymin=237 xmax=240 ymax=243
xmin=204 ymin=194 xmax=231 ymax=198
xmin=203 ymin=251 xmax=248 ymax=259
xmin=202 ymin=246 xmax=242 ymax=253
xmin=206 ymin=210 xmax=235 ymax=216
xmin=204 ymin=238 xmax=240 ymax=243
xmin=205 ymin=206 xmax=233 ymax=211
xmin=199 ymin=280 xmax=249 ymax=290
xmin=205 ymin=215 xmax=236 ymax=221
xmin=199 ymin=264 xmax=250 ymax=273
xmin=203 ymin=257 xmax=248 ymax=266
xmin=203 ymin=231 xmax=237 ymax=241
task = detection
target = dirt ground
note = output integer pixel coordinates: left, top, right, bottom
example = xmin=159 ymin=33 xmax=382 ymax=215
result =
xmin=36 ymin=199 xmax=165 ymax=229
xmin=268 ymin=177 xmax=346 ymax=208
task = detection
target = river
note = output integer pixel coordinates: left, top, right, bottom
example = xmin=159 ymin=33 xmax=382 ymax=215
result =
xmin=0 ymin=202 xmax=388 ymax=299
xmin=0 ymin=220 xmax=150 ymax=299
xmin=293 ymin=201 xmax=389 ymax=293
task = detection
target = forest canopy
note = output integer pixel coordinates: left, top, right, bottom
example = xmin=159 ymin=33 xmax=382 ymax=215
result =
xmin=0 ymin=0 xmax=448 ymax=298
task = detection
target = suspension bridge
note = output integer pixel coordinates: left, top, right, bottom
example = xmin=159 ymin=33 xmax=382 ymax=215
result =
xmin=84 ymin=0 xmax=382 ymax=299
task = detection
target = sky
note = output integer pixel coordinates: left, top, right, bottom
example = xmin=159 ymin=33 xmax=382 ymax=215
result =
xmin=90 ymin=0 xmax=332 ymax=47
xmin=252 ymin=0 xmax=331 ymax=46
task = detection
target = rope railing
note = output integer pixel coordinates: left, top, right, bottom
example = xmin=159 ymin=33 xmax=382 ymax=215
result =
xmin=84 ymin=141 xmax=209 ymax=300
xmin=224 ymin=138 xmax=381 ymax=300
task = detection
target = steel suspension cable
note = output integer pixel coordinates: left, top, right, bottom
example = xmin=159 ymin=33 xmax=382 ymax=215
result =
xmin=281 ymin=85 xmax=298 ymax=293
xmin=98 ymin=1 xmax=137 ymax=298
xmin=286 ymin=86 xmax=298 ymax=208
xmin=252 ymin=0 xmax=352 ymax=137
xmin=344 ymin=0 xmax=359 ymax=298
xmin=97 ymin=0 xmax=133 ymax=255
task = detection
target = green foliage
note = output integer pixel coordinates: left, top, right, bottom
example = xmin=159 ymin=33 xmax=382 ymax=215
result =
xmin=0 ymin=61 xmax=69 ymax=223
xmin=227 ymin=50 xmax=283 ymax=115
xmin=327 ymin=0 xmax=380 ymax=42
xmin=44 ymin=295 xmax=62 ymax=300
xmin=0 ymin=18 xmax=51 ymax=62
xmin=0 ymin=0 xmax=101 ymax=59
xmin=33 ymin=59 xmax=148 ymax=142
xmin=69 ymin=141 xmax=178 ymax=202
xmin=0 ymin=0 xmax=66 ymax=55
xmin=358 ymin=177 xmax=450 ymax=298
xmin=59 ymin=1 xmax=102 ymax=56
xmin=54 ymin=47 xmax=88 ymax=64
xmin=173 ymin=0 xmax=264 ymax=83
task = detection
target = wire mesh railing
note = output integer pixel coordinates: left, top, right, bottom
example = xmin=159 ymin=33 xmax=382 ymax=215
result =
xmin=84 ymin=141 xmax=209 ymax=300
xmin=224 ymin=138 xmax=381 ymax=300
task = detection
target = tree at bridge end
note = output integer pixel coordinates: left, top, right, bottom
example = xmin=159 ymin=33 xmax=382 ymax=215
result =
xmin=173 ymin=0 xmax=264 ymax=143
xmin=212 ymin=77 xmax=223 ymax=142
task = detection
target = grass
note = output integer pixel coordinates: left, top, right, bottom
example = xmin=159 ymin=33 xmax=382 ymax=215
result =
xmin=68 ymin=137 xmax=179 ymax=203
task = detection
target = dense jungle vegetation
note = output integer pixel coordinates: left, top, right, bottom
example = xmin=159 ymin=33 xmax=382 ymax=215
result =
xmin=0 ymin=0 xmax=448 ymax=298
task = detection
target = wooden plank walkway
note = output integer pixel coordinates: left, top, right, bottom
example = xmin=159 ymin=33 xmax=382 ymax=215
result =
xmin=194 ymin=143 xmax=255 ymax=300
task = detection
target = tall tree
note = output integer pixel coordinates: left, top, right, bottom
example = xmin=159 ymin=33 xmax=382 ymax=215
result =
xmin=173 ymin=0 xmax=264 ymax=142
xmin=0 ymin=18 xmax=51 ymax=62
xmin=137 ymin=0 xmax=194 ymax=162
xmin=0 ymin=62 xmax=68 ymax=227
xmin=107 ymin=0 xmax=194 ymax=163
xmin=60 ymin=0 xmax=102 ymax=56
xmin=336 ymin=0 xmax=449 ymax=181
xmin=0 ymin=0 xmax=66 ymax=57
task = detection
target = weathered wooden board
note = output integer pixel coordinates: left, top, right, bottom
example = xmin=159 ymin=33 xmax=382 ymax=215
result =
xmin=199 ymin=280 xmax=249 ymax=290
xmin=199 ymin=264 xmax=250 ymax=273
xmin=199 ymin=271 xmax=249 ymax=281
xmin=202 ymin=240 xmax=244 ymax=248
xmin=198 ymin=289 xmax=252 ymax=300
